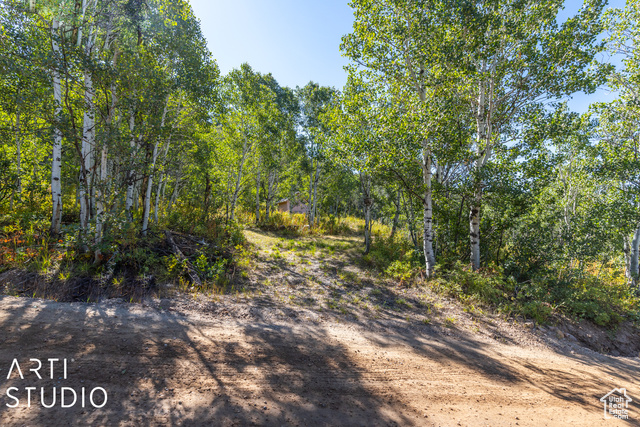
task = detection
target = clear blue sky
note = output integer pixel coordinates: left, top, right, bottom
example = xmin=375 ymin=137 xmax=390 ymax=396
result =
xmin=189 ymin=0 xmax=353 ymax=90
xmin=190 ymin=0 xmax=626 ymax=114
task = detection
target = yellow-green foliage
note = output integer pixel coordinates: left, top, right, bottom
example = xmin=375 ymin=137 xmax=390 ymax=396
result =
xmin=363 ymin=235 xmax=420 ymax=281
xmin=258 ymin=211 xmax=354 ymax=236
xmin=430 ymin=261 xmax=640 ymax=326
xmin=385 ymin=260 xmax=414 ymax=283
xmin=265 ymin=212 xmax=309 ymax=230
xmin=166 ymin=206 xmax=245 ymax=248
xmin=525 ymin=264 xmax=639 ymax=326
xmin=432 ymin=262 xmax=510 ymax=304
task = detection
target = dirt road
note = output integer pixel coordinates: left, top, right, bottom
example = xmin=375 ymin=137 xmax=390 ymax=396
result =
xmin=0 ymin=296 xmax=638 ymax=426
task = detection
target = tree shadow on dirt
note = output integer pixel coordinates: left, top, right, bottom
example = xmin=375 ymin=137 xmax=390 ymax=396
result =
xmin=0 ymin=296 xmax=418 ymax=426
xmin=1 ymin=289 xmax=638 ymax=426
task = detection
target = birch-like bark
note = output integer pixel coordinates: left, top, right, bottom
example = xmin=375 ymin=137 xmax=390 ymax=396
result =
xmin=93 ymin=139 xmax=108 ymax=263
xmin=312 ymin=161 xmax=320 ymax=226
xmin=50 ymin=19 xmax=63 ymax=234
xmin=95 ymin=43 xmax=118 ymax=258
xmin=624 ymin=235 xmax=631 ymax=283
xmin=79 ymin=67 xmax=96 ymax=233
xmin=12 ymin=107 xmax=21 ymax=208
xmin=409 ymin=63 xmax=437 ymax=276
xmin=79 ymin=22 xmax=98 ymax=236
xmin=154 ymin=176 xmax=164 ymax=225
xmin=470 ymin=61 xmax=495 ymax=271
xmin=402 ymin=190 xmax=418 ymax=250
xmin=229 ymin=137 xmax=249 ymax=221
xmin=469 ymin=188 xmax=482 ymax=271
xmin=76 ymin=0 xmax=87 ymax=48
xmin=255 ymin=157 xmax=261 ymax=223
xmin=133 ymin=182 xmax=139 ymax=211
xmin=361 ymin=173 xmax=373 ymax=255
xmin=629 ymin=222 xmax=640 ymax=288
xmin=266 ymin=170 xmax=276 ymax=221
xmin=154 ymin=138 xmax=171 ymax=224
xmin=422 ymin=147 xmax=436 ymax=278
xmin=142 ymin=99 xmax=168 ymax=235
xmin=307 ymin=167 xmax=314 ymax=226
xmin=141 ymin=141 xmax=159 ymax=235
xmin=125 ymin=112 xmax=136 ymax=221
xmin=169 ymin=174 xmax=181 ymax=212
xmin=390 ymin=189 xmax=401 ymax=239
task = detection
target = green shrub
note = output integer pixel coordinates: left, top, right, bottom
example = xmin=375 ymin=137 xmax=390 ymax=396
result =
xmin=429 ymin=259 xmax=639 ymax=327
xmin=432 ymin=262 xmax=510 ymax=306
xmin=519 ymin=301 xmax=553 ymax=324
xmin=385 ymin=260 xmax=414 ymax=283
xmin=363 ymin=235 xmax=419 ymax=273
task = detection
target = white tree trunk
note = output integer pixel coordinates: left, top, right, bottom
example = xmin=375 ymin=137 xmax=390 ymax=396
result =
xmin=142 ymin=100 xmax=168 ymax=235
xmin=94 ymin=108 xmax=115 ymax=259
xmin=79 ymin=67 xmax=96 ymax=235
xmin=312 ymin=160 xmax=320 ymax=226
xmin=469 ymin=64 xmax=495 ymax=271
xmin=169 ymin=174 xmax=181 ymax=212
xmin=229 ymin=137 xmax=249 ymax=221
xmin=307 ymin=168 xmax=314 ymax=226
xmin=361 ymin=173 xmax=372 ymax=254
xmin=255 ymin=157 xmax=261 ymax=223
xmin=79 ymin=21 xmax=98 ymax=237
xmin=93 ymin=140 xmax=108 ymax=262
xmin=630 ymin=222 xmax=640 ymax=288
xmin=154 ymin=177 xmax=163 ymax=225
xmin=50 ymin=19 xmax=63 ymax=234
xmin=141 ymin=143 xmax=159 ymax=235
xmin=78 ymin=3 xmax=100 ymax=237
xmin=266 ymin=170 xmax=276 ymax=221
xmin=422 ymin=147 xmax=436 ymax=277
xmin=469 ymin=189 xmax=481 ymax=271
xmin=94 ymin=24 xmax=118 ymax=259
xmin=624 ymin=235 xmax=631 ymax=283
xmin=154 ymin=138 xmax=171 ymax=225
xmin=390 ymin=188 xmax=401 ymax=239
xmin=11 ymin=107 xmax=21 ymax=210
xmin=126 ymin=112 xmax=136 ymax=221
xmin=76 ymin=0 xmax=88 ymax=48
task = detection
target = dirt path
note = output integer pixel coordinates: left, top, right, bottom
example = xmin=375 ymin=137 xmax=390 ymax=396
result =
xmin=0 ymin=296 xmax=638 ymax=426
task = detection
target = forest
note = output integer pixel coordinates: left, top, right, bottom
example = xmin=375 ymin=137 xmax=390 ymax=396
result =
xmin=1 ymin=0 xmax=640 ymax=330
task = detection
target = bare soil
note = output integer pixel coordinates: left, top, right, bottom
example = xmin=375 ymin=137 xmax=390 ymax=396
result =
xmin=0 ymin=229 xmax=639 ymax=426
xmin=0 ymin=296 xmax=638 ymax=426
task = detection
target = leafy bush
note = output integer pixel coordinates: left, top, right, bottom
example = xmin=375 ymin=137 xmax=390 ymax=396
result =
xmin=385 ymin=260 xmax=414 ymax=283
xmin=430 ymin=260 xmax=639 ymax=327
xmin=520 ymin=265 xmax=637 ymax=326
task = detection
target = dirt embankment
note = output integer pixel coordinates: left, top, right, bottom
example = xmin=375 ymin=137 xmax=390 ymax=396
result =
xmin=0 ymin=296 xmax=638 ymax=426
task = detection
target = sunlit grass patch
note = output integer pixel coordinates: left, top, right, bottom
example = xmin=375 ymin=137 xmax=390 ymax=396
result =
xmin=395 ymin=298 xmax=412 ymax=308
xmin=338 ymin=270 xmax=361 ymax=286
xmin=444 ymin=317 xmax=457 ymax=328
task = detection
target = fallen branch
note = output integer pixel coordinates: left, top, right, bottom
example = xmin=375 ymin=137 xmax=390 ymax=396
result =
xmin=164 ymin=230 xmax=202 ymax=287
xmin=169 ymin=230 xmax=210 ymax=247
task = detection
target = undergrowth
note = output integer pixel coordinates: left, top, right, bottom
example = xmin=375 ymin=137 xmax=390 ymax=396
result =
xmin=256 ymin=211 xmax=354 ymax=236
xmin=2 ymin=206 xmax=638 ymax=330
xmin=0 ymin=205 xmax=247 ymax=302
xmin=430 ymin=262 xmax=640 ymax=327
